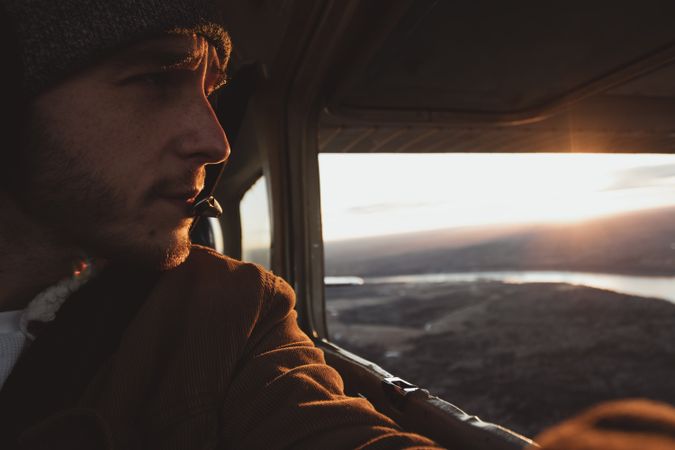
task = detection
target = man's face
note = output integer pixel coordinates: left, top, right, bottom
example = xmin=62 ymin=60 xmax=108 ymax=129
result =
xmin=21 ymin=34 xmax=230 ymax=269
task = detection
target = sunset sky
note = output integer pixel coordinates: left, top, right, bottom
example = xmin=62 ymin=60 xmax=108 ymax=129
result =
xmin=318 ymin=153 xmax=675 ymax=242
xmin=241 ymin=153 xmax=675 ymax=248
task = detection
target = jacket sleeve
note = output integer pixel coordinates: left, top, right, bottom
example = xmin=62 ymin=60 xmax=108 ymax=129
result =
xmin=219 ymin=272 xmax=443 ymax=450
xmin=531 ymin=399 xmax=675 ymax=450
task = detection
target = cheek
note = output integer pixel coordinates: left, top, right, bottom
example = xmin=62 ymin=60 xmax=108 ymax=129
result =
xmin=35 ymin=80 xmax=181 ymax=211
xmin=60 ymin=98 xmax=159 ymax=193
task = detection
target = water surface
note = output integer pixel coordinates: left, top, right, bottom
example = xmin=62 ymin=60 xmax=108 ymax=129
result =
xmin=361 ymin=271 xmax=675 ymax=304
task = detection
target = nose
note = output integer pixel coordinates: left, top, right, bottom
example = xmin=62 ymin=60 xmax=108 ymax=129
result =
xmin=177 ymin=95 xmax=230 ymax=165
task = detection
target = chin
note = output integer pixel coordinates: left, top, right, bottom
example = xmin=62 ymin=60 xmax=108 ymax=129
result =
xmin=159 ymin=237 xmax=192 ymax=270
xmin=151 ymin=226 xmax=193 ymax=270
xmin=86 ymin=223 xmax=193 ymax=271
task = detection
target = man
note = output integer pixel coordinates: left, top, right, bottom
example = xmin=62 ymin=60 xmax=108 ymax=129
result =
xmin=2 ymin=2 xmax=674 ymax=449
xmin=0 ymin=0 xmax=443 ymax=448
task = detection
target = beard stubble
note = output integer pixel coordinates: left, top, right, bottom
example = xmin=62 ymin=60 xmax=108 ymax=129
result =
xmin=17 ymin=112 xmax=193 ymax=270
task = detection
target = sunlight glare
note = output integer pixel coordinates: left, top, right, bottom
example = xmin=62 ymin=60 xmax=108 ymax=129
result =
xmin=319 ymin=153 xmax=675 ymax=241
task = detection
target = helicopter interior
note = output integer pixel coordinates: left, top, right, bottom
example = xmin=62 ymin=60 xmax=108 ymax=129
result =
xmin=194 ymin=1 xmax=675 ymax=448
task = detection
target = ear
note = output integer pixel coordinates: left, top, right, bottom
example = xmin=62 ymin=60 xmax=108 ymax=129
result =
xmin=0 ymin=5 xmax=26 ymax=191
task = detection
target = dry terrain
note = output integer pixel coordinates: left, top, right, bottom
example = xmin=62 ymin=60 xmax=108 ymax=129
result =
xmin=326 ymin=281 xmax=675 ymax=437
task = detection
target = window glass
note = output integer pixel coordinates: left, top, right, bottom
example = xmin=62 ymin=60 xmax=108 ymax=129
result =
xmin=241 ymin=176 xmax=271 ymax=269
xmin=206 ymin=217 xmax=224 ymax=254
xmin=320 ymin=153 xmax=675 ymax=437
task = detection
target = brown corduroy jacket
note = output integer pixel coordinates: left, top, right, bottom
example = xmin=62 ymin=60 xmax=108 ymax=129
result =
xmin=532 ymin=399 xmax=675 ymax=450
xmin=0 ymin=245 xmax=441 ymax=449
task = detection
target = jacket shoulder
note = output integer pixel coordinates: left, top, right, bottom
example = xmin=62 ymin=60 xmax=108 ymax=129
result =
xmin=169 ymin=244 xmax=295 ymax=317
xmin=186 ymin=244 xmax=263 ymax=274
xmin=182 ymin=245 xmax=272 ymax=287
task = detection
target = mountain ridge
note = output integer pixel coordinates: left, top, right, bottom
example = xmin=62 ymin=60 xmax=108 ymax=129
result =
xmin=324 ymin=205 xmax=675 ymax=277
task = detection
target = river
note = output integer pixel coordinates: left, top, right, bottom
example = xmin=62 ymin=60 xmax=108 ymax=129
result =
xmin=326 ymin=271 xmax=675 ymax=304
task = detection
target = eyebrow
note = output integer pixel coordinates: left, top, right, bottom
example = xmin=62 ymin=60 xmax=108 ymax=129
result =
xmin=110 ymin=39 xmax=228 ymax=89
xmin=111 ymin=45 xmax=203 ymax=70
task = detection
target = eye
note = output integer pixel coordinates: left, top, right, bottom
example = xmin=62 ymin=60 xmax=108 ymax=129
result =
xmin=132 ymin=72 xmax=170 ymax=86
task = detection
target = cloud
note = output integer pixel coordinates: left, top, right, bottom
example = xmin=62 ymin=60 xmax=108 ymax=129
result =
xmin=347 ymin=201 xmax=434 ymax=215
xmin=604 ymin=163 xmax=675 ymax=191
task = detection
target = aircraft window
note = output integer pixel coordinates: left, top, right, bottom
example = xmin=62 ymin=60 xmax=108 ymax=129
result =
xmin=241 ymin=175 xmax=271 ymax=269
xmin=319 ymin=153 xmax=675 ymax=437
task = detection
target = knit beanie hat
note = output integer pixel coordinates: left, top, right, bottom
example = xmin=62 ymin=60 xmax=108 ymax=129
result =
xmin=1 ymin=0 xmax=231 ymax=96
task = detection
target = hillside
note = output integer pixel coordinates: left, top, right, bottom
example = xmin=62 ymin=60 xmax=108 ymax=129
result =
xmin=324 ymin=205 xmax=675 ymax=277
xmin=327 ymin=280 xmax=675 ymax=436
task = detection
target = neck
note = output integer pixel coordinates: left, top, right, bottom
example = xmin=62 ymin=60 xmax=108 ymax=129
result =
xmin=0 ymin=193 xmax=81 ymax=312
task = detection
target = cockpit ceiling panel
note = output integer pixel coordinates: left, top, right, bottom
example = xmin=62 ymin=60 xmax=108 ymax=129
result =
xmin=318 ymin=124 xmax=675 ymax=154
xmin=607 ymin=61 xmax=675 ymax=99
xmin=335 ymin=0 xmax=675 ymax=115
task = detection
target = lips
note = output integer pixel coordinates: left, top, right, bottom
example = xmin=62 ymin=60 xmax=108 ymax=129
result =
xmin=156 ymin=187 xmax=202 ymax=216
xmin=160 ymin=189 xmax=200 ymax=204
xmin=149 ymin=170 xmax=206 ymax=217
